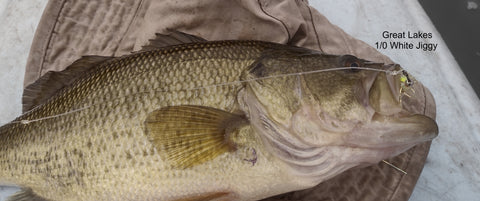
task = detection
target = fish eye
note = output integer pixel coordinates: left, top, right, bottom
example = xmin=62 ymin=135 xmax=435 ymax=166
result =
xmin=346 ymin=61 xmax=361 ymax=73
xmin=339 ymin=55 xmax=363 ymax=73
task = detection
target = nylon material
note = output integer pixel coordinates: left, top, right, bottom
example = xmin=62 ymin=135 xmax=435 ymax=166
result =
xmin=422 ymin=84 xmax=436 ymax=119
xmin=40 ymin=0 xmax=140 ymax=77
xmin=19 ymin=0 xmax=437 ymax=199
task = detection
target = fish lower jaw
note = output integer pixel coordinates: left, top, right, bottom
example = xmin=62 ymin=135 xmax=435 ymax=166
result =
xmin=345 ymin=143 xmax=417 ymax=165
xmin=345 ymin=112 xmax=438 ymax=150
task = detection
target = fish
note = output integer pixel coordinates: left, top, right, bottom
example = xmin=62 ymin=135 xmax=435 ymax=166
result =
xmin=0 ymin=32 xmax=438 ymax=201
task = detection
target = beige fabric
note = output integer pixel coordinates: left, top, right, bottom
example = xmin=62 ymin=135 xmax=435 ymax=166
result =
xmin=24 ymin=0 xmax=394 ymax=87
xmin=24 ymin=0 xmax=430 ymax=200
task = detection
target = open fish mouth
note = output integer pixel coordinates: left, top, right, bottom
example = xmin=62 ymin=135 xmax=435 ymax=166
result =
xmin=346 ymin=62 xmax=439 ymax=150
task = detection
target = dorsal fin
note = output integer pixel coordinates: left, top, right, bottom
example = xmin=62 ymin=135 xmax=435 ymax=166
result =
xmin=22 ymin=55 xmax=113 ymax=112
xmin=140 ymin=31 xmax=207 ymax=52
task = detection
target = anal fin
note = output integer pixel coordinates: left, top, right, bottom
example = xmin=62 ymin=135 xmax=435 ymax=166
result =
xmin=172 ymin=192 xmax=231 ymax=201
xmin=6 ymin=188 xmax=50 ymax=201
xmin=144 ymin=105 xmax=248 ymax=169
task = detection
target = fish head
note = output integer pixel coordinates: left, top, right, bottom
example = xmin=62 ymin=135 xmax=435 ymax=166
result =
xmin=239 ymin=50 xmax=438 ymax=182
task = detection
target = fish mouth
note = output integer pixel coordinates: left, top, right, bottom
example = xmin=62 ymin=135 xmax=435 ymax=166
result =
xmin=352 ymin=77 xmax=438 ymax=147
xmin=340 ymin=112 xmax=437 ymax=166
xmin=349 ymin=64 xmax=439 ymax=150
xmin=345 ymin=113 xmax=438 ymax=149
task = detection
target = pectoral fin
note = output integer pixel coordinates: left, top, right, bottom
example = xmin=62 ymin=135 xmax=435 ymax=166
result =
xmin=144 ymin=105 xmax=247 ymax=169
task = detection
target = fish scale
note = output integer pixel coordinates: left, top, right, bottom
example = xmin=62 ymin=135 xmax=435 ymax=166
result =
xmin=0 ymin=41 xmax=281 ymax=200
xmin=0 ymin=34 xmax=438 ymax=201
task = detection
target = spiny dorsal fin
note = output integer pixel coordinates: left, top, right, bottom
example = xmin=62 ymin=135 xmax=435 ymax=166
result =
xmin=22 ymin=55 xmax=113 ymax=112
xmin=6 ymin=188 xmax=50 ymax=201
xmin=144 ymin=105 xmax=247 ymax=169
xmin=140 ymin=31 xmax=207 ymax=52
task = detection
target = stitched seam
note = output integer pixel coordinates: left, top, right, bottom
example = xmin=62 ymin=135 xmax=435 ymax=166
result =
xmin=112 ymin=0 xmax=144 ymax=54
xmin=332 ymin=24 xmax=353 ymax=55
xmin=423 ymin=85 xmax=427 ymax=115
xmin=305 ymin=4 xmax=323 ymax=52
xmin=257 ymin=0 xmax=291 ymax=40
xmin=39 ymin=0 xmax=68 ymax=77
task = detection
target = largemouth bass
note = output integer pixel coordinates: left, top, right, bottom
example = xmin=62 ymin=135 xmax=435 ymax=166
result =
xmin=0 ymin=32 xmax=438 ymax=201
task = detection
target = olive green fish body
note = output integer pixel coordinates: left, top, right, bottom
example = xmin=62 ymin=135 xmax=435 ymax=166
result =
xmin=0 ymin=34 xmax=438 ymax=201
xmin=0 ymin=41 xmax=298 ymax=200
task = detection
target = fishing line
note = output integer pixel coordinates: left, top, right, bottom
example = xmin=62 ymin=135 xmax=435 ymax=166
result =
xmin=0 ymin=64 xmax=411 ymax=175
xmin=8 ymin=106 xmax=91 ymax=125
xmin=382 ymin=160 xmax=408 ymax=174
xmin=191 ymin=67 xmax=401 ymax=90
xmin=3 ymin=66 xmax=400 ymax=125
